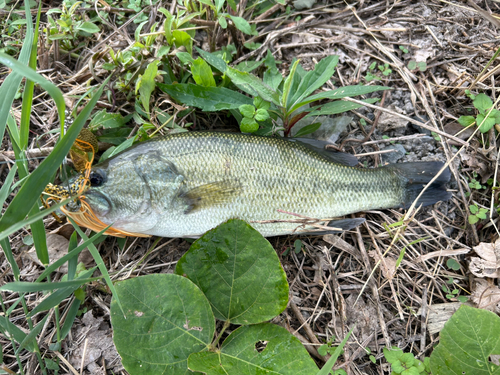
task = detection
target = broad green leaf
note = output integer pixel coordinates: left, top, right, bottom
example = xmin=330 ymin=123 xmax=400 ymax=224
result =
xmin=173 ymin=29 xmax=193 ymax=54
xmin=291 ymin=85 xmax=391 ymax=114
xmin=228 ymin=15 xmax=256 ymax=36
xmin=218 ymin=14 xmax=227 ymax=28
xmin=254 ymin=108 xmax=269 ymax=121
xmin=138 ymin=60 xmax=160 ymax=114
xmin=195 ymin=47 xmax=227 ymax=73
xmin=263 ymin=67 xmax=283 ymax=91
xmin=215 ymin=0 xmax=224 ymax=13
xmin=176 ymin=219 xmax=289 ymax=324
xmin=473 ymin=93 xmax=493 ymax=112
xmin=76 ymin=21 xmax=100 ymax=33
xmin=430 ymin=304 xmax=500 ymax=375
xmin=225 ymin=67 xmax=280 ymax=106
xmin=240 ymin=117 xmax=259 ymax=133
xmin=197 ymin=0 xmax=215 ymax=9
xmin=294 ymin=122 xmax=321 ymax=137
xmin=88 ymin=109 xmax=126 ymax=130
xmin=305 ymin=98 xmax=380 ymax=118
xmin=176 ymin=51 xmax=195 ymax=65
xmin=290 ymin=55 xmax=339 ymax=107
xmin=235 ymin=60 xmax=263 ymax=73
xmin=458 ymin=115 xmax=476 ymax=127
xmin=281 ymin=59 xmax=300 ymax=108
xmin=158 ymin=83 xmax=252 ymax=111
xmin=111 ymin=274 xmax=215 ymax=375
xmin=239 ymin=104 xmax=255 ymax=118
xmin=188 ymin=323 xmax=317 ymax=374
xmin=191 ymin=57 xmax=216 ymax=87
xmin=477 ymin=113 xmax=496 ymax=133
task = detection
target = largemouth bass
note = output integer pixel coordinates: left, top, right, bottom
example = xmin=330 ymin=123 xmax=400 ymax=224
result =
xmin=57 ymin=132 xmax=451 ymax=237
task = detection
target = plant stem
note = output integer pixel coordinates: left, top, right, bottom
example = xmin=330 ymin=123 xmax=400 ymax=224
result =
xmin=209 ymin=320 xmax=231 ymax=351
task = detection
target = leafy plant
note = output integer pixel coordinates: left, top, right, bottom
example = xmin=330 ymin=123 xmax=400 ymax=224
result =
xmin=399 ymin=45 xmax=409 ymax=54
xmin=458 ymin=92 xmax=500 ymax=133
xmin=110 ymin=219 xmax=353 ymax=374
xmin=469 ymin=204 xmax=488 ymax=224
xmin=384 ymin=347 xmax=430 ymax=375
xmin=45 ymin=0 xmax=101 ymax=51
xmin=365 ymin=61 xmax=392 ymax=82
xmin=442 ymin=277 xmax=468 ymax=303
xmin=160 ymin=50 xmax=390 ymax=135
xmin=407 ymin=60 xmax=426 ymax=72
xmin=430 ymin=304 xmax=500 ymax=374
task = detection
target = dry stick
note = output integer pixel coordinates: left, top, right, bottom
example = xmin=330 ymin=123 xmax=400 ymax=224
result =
xmin=489 ymin=146 xmax=500 ymax=237
xmin=366 ymin=227 xmax=404 ymax=320
xmin=289 ymin=302 xmax=325 ymax=358
xmin=53 ymin=351 xmax=79 ymax=375
xmin=352 ymin=226 xmax=391 ymax=348
xmin=341 ymin=97 xmax=468 ymax=147
xmin=336 ymin=90 xmax=387 ymax=151
xmin=420 ymin=286 xmax=428 ymax=353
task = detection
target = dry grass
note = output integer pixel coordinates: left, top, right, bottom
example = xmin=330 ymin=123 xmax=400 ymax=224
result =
xmin=1 ymin=0 xmax=500 ymax=373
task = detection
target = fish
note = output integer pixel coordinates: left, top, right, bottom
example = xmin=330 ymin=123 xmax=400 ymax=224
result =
xmin=50 ymin=131 xmax=451 ymax=238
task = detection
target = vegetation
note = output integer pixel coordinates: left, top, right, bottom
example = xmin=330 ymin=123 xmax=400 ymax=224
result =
xmin=1 ymin=0 xmax=499 ymax=374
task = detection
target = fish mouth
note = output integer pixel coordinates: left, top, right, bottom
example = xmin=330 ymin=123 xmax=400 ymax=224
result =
xmin=83 ymin=190 xmax=112 ymax=217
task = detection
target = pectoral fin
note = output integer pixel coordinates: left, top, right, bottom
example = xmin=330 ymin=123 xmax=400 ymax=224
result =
xmin=181 ymin=180 xmax=242 ymax=214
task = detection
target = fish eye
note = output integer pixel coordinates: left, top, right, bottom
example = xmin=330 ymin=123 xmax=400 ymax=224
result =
xmin=89 ymin=170 xmax=106 ymax=187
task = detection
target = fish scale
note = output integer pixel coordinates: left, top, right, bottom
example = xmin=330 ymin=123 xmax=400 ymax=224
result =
xmin=70 ymin=132 xmax=450 ymax=237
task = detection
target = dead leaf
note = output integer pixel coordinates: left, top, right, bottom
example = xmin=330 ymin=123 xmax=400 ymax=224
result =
xmin=469 ymin=239 xmax=500 ymax=278
xmin=417 ymin=302 xmax=463 ymax=335
xmin=471 ymin=279 xmax=500 ymax=313
xmin=460 ymin=148 xmax=494 ymax=184
xmin=368 ymin=250 xmax=397 ymax=279
xmin=69 ymin=311 xmax=121 ymax=372
xmin=377 ymin=104 xmax=409 ymax=132
xmin=24 ymin=233 xmax=94 ymax=273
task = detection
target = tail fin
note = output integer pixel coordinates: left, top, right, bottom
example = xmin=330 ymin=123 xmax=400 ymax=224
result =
xmin=388 ymin=162 xmax=452 ymax=209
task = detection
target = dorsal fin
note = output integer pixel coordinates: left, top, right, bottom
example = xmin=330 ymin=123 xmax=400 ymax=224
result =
xmin=288 ymin=138 xmax=359 ymax=167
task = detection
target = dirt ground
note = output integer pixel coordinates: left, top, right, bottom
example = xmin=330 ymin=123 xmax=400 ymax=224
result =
xmin=1 ymin=0 xmax=500 ymax=374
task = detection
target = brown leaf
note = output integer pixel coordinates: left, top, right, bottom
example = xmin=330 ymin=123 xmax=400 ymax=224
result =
xmin=469 ymin=239 xmax=500 ymax=278
xmin=471 ymin=279 xmax=500 ymax=313
xmin=368 ymin=250 xmax=396 ymax=279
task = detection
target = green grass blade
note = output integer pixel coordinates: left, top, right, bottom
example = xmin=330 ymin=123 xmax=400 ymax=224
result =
xmin=60 ymin=298 xmax=81 ymax=341
xmin=20 ymin=1 xmax=42 ymax=149
xmin=0 ymin=277 xmax=100 ymax=293
xmin=68 ymin=217 xmax=125 ymax=315
xmin=36 ymin=227 xmax=109 ymax=282
xmin=67 ymin=232 xmax=78 ymax=280
xmin=15 ymin=314 xmax=49 ymax=355
xmin=0 ymin=77 xmax=109 ymax=237
xmin=0 ymin=0 xmax=35 ymax=142
xmin=0 ymin=239 xmax=21 ymax=280
xmin=0 ymin=316 xmax=35 ymax=352
xmin=0 ymin=164 xmax=17 ymax=208
xmin=0 ymin=199 xmax=68 ymax=242
xmin=27 ymin=268 xmax=97 ymax=317
xmin=29 ymin=202 xmax=48 ymax=265
xmin=316 ymin=326 xmax=354 ymax=375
